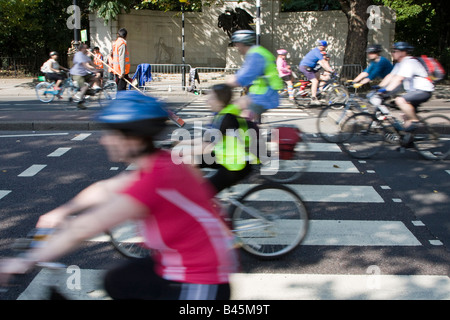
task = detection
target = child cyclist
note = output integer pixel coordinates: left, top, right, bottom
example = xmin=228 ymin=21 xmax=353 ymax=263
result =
xmin=176 ymin=84 xmax=257 ymax=194
xmin=0 ymin=91 xmax=238 ymax=300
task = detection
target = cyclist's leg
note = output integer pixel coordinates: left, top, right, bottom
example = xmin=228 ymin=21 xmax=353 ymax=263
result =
xmin=206 ymin=163 xmax=252 ymax=194
xmin=103 ymin=257 xmax=230 ymax=300
xmin=299 ymin=65 xmax=319 ymax=101
xmin=396 ymin=91 xmax=432 ymax=130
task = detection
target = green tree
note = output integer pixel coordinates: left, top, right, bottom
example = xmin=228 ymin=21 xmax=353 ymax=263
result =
xmin=375 ymin=0 xmax=449 ymax=78
xmin=0 ymin=0 xmax=90 ymax=72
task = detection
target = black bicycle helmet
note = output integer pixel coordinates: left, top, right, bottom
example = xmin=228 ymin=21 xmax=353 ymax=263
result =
xmin=96 ymin=91 xmax=168 ymax=138
xmin=231 ymin=30 xmax=256 ymax=46
xmin=49 ymin=51 xmax=58 ymax=56
xmin=366 ymin=44 xmax=382 ymax=53
xmin=392 ymin=42 xmax=414 ymax=53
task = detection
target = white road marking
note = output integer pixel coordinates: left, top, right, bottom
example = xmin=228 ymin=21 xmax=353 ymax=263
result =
xmin=223 ymin=184 xmax=384 ymax=203
xmin=18 ymin=165 xmax=47 ymax=177
xmin=297 ymin=143 xmax=342 ymax=152
xmin=0 ymin=133 xmax=69 ymax=138
xmin=0 ymin=190 xmax=12 ymax=200
xmin=19 ymin=271 xmax=450 ymax=300
xmin=47 ymin=147 xmax=71 ymax=157
xmin=71 ymin=133 xmax=92 ymax=141
xmin=303 ymin=220 xmax=421 ymax=246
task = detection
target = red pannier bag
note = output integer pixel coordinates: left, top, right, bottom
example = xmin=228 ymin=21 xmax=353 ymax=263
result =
xmin=274 ymin=126 xmax=302 ymax=160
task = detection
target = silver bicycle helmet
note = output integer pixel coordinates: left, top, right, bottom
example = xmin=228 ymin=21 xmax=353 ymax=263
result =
xmin=231 ymin=30 xmax=256 ymax=46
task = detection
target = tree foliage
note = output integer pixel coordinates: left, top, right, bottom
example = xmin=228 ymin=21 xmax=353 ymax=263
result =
xmin=375 ymin=0 xmax=450 ymax=78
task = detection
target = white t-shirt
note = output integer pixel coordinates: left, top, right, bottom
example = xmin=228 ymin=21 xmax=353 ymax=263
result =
xmin=43 ymin=59 xmax=60 ymax=73
xmin=391 ymin=56 xmax=434 ymax=92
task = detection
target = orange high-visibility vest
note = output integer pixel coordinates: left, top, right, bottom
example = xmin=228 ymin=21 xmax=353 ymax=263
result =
xmin=94 ymin=53 xmax=103 ymax=69
xmin=112 ymin=37 xmax=130 ymax=75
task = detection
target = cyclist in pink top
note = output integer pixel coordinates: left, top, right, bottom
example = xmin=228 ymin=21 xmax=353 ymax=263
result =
xmin=276 ymin=49 xmax=294 ymax=100
xmin=0 ymin=91 xmax=238 ymax=300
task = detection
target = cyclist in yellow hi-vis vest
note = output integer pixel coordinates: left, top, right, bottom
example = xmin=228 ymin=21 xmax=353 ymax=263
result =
xmin=226 ymin=30 xmax=283 ymax=124
xmin=175 ymin=84 xmax=256 ymax=194
xmin=111 ymin=28 xmax=131 ymax=91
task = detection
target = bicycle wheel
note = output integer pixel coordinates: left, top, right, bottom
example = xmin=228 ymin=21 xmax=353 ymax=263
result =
xmin=102 ymin=80 xmax=117 ymax=100
xmin=36 ymin=82 xmax=55 ymax=103
xmin=317 ymin=103 xmax=353 ymax=143
xmin=107 ymin=221 xmax=151 ymax=259
xmin=229 ymin=183 xmax=309 ymax=259
xmin=340 ymin=113 xmax=385 ymax=159
xmin=323 ymin=84 xmax=349 ymax=104
xmin=260 ymin=131 xmax=310 ymax=183
xmin=414 ymin=114 xmax=450 ymax=160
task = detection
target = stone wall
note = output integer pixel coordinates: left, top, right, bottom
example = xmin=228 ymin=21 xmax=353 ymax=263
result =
xmin=89 ymin=1 xmax=395 ymax=72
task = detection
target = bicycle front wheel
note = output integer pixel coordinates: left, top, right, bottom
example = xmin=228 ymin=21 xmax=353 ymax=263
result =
xmin=102 ymin=80 xmax=117 ymax=100
xmin=317 ymin=103 xmax=353 ymax=143
xmin=324 ymin=84 xmax=349 ymax=104
xmin=414 ymin=114 xmax=450 ymax=160
xmin=107 ymin=221 xmax=151 ymax=259
xmin=230 ymin=184 xmax=309 ymax=259
xmin=340 ymin=113 xmax=385 ymax=159
xmin=36 ymin=82 xmax=55 ymax=103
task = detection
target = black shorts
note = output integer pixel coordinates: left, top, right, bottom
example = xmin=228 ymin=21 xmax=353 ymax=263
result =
xmin=402 ymin=90 xmax=432 ymax=108
xmin=46 ymin=72 xmax=66 ymax=82
xmin=103 ymin=257 xmax=231 ymax=300
xmin=201 ymin=161 xmax=253 ymax=194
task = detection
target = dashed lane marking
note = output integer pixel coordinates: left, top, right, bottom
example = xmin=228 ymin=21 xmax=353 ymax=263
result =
xmin=18 ymin=165 xmax=47 ymax=177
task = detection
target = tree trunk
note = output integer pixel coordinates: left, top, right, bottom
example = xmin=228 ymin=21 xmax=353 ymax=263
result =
xmin=339 ymin=0 xmax=373 ymax=68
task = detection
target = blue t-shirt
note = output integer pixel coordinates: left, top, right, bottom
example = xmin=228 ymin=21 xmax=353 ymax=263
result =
xmin=364 ymin=56 xmax=393 ymax=80
xmin=235 ymin=48 xmax=279 ymax=110
xmin=300 ymin=48 xmax=324 ymax=68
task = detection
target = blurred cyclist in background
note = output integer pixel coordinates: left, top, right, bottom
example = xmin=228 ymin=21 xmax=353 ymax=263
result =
xmin=299 ymin=40 xmax=335 ymax=105
xmin=226 ymin=30 xmax=283 ymax=123
xmin=351 ymin=44 xmax=393 ymax=86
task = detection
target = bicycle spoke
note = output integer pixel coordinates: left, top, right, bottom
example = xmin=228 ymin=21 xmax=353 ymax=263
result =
xmin=340 ymin=113 xmax=385 ymax=159
xmin=414 ymin=115 xmax=450 ymax=160
xmin=230 ymin=184 xmax=308 ymax=259
xmin=108 ymin=221 xmax=151 ymax=259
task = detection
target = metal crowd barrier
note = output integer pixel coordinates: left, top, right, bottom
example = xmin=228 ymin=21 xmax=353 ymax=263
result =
xmin=338 ymin=64 xmax=363 ymax=81
xmin=139 ymin=63 xmax=192 ymax=92
xmin=195 ymin=67 xmax=239 ymax=91
xmin=135 ymin=63 xmax=362 ymax=93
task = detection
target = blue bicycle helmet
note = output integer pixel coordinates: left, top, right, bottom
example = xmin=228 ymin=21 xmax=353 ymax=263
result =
xmin=316 ymin=40 xmax=328 ymax=47
xmin=392 ymin=42 xmax=414 ymax=53
xmin=96 ymin=91 xmax=168 ymax=137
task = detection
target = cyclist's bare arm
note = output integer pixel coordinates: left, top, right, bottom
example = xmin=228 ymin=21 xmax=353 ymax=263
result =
xmin=1 ymin=193 xmax=148 ymax=285
xmin=379 ymin=72 xmax=395 ymax=88
xmin=36 ymin=172 xmax=136 ymax=228
xmin=318 ymin=59 xmax=334 ymax=73
xmin=384 ymin=75 xmax=404 ymax=92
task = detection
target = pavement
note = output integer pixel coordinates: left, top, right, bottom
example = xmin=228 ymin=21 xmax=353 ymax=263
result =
xmin=0 ymin=77 xmax=200 ymax=131
xmin=1 ymin=77 xmax=450 ymax=132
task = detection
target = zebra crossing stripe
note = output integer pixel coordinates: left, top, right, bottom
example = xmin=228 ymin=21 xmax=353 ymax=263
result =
xmin=230 ymin=273 xmax=450 ymax=300
xmin=88 ymin=219 xmax=418 ymax=246
xmin=303 ymin=220 xmax=421 ymax=246
xmin=18 ymin=270 xmax=450 ymax=300
xmin=223 ymin=184 xmax=384 ymax=203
